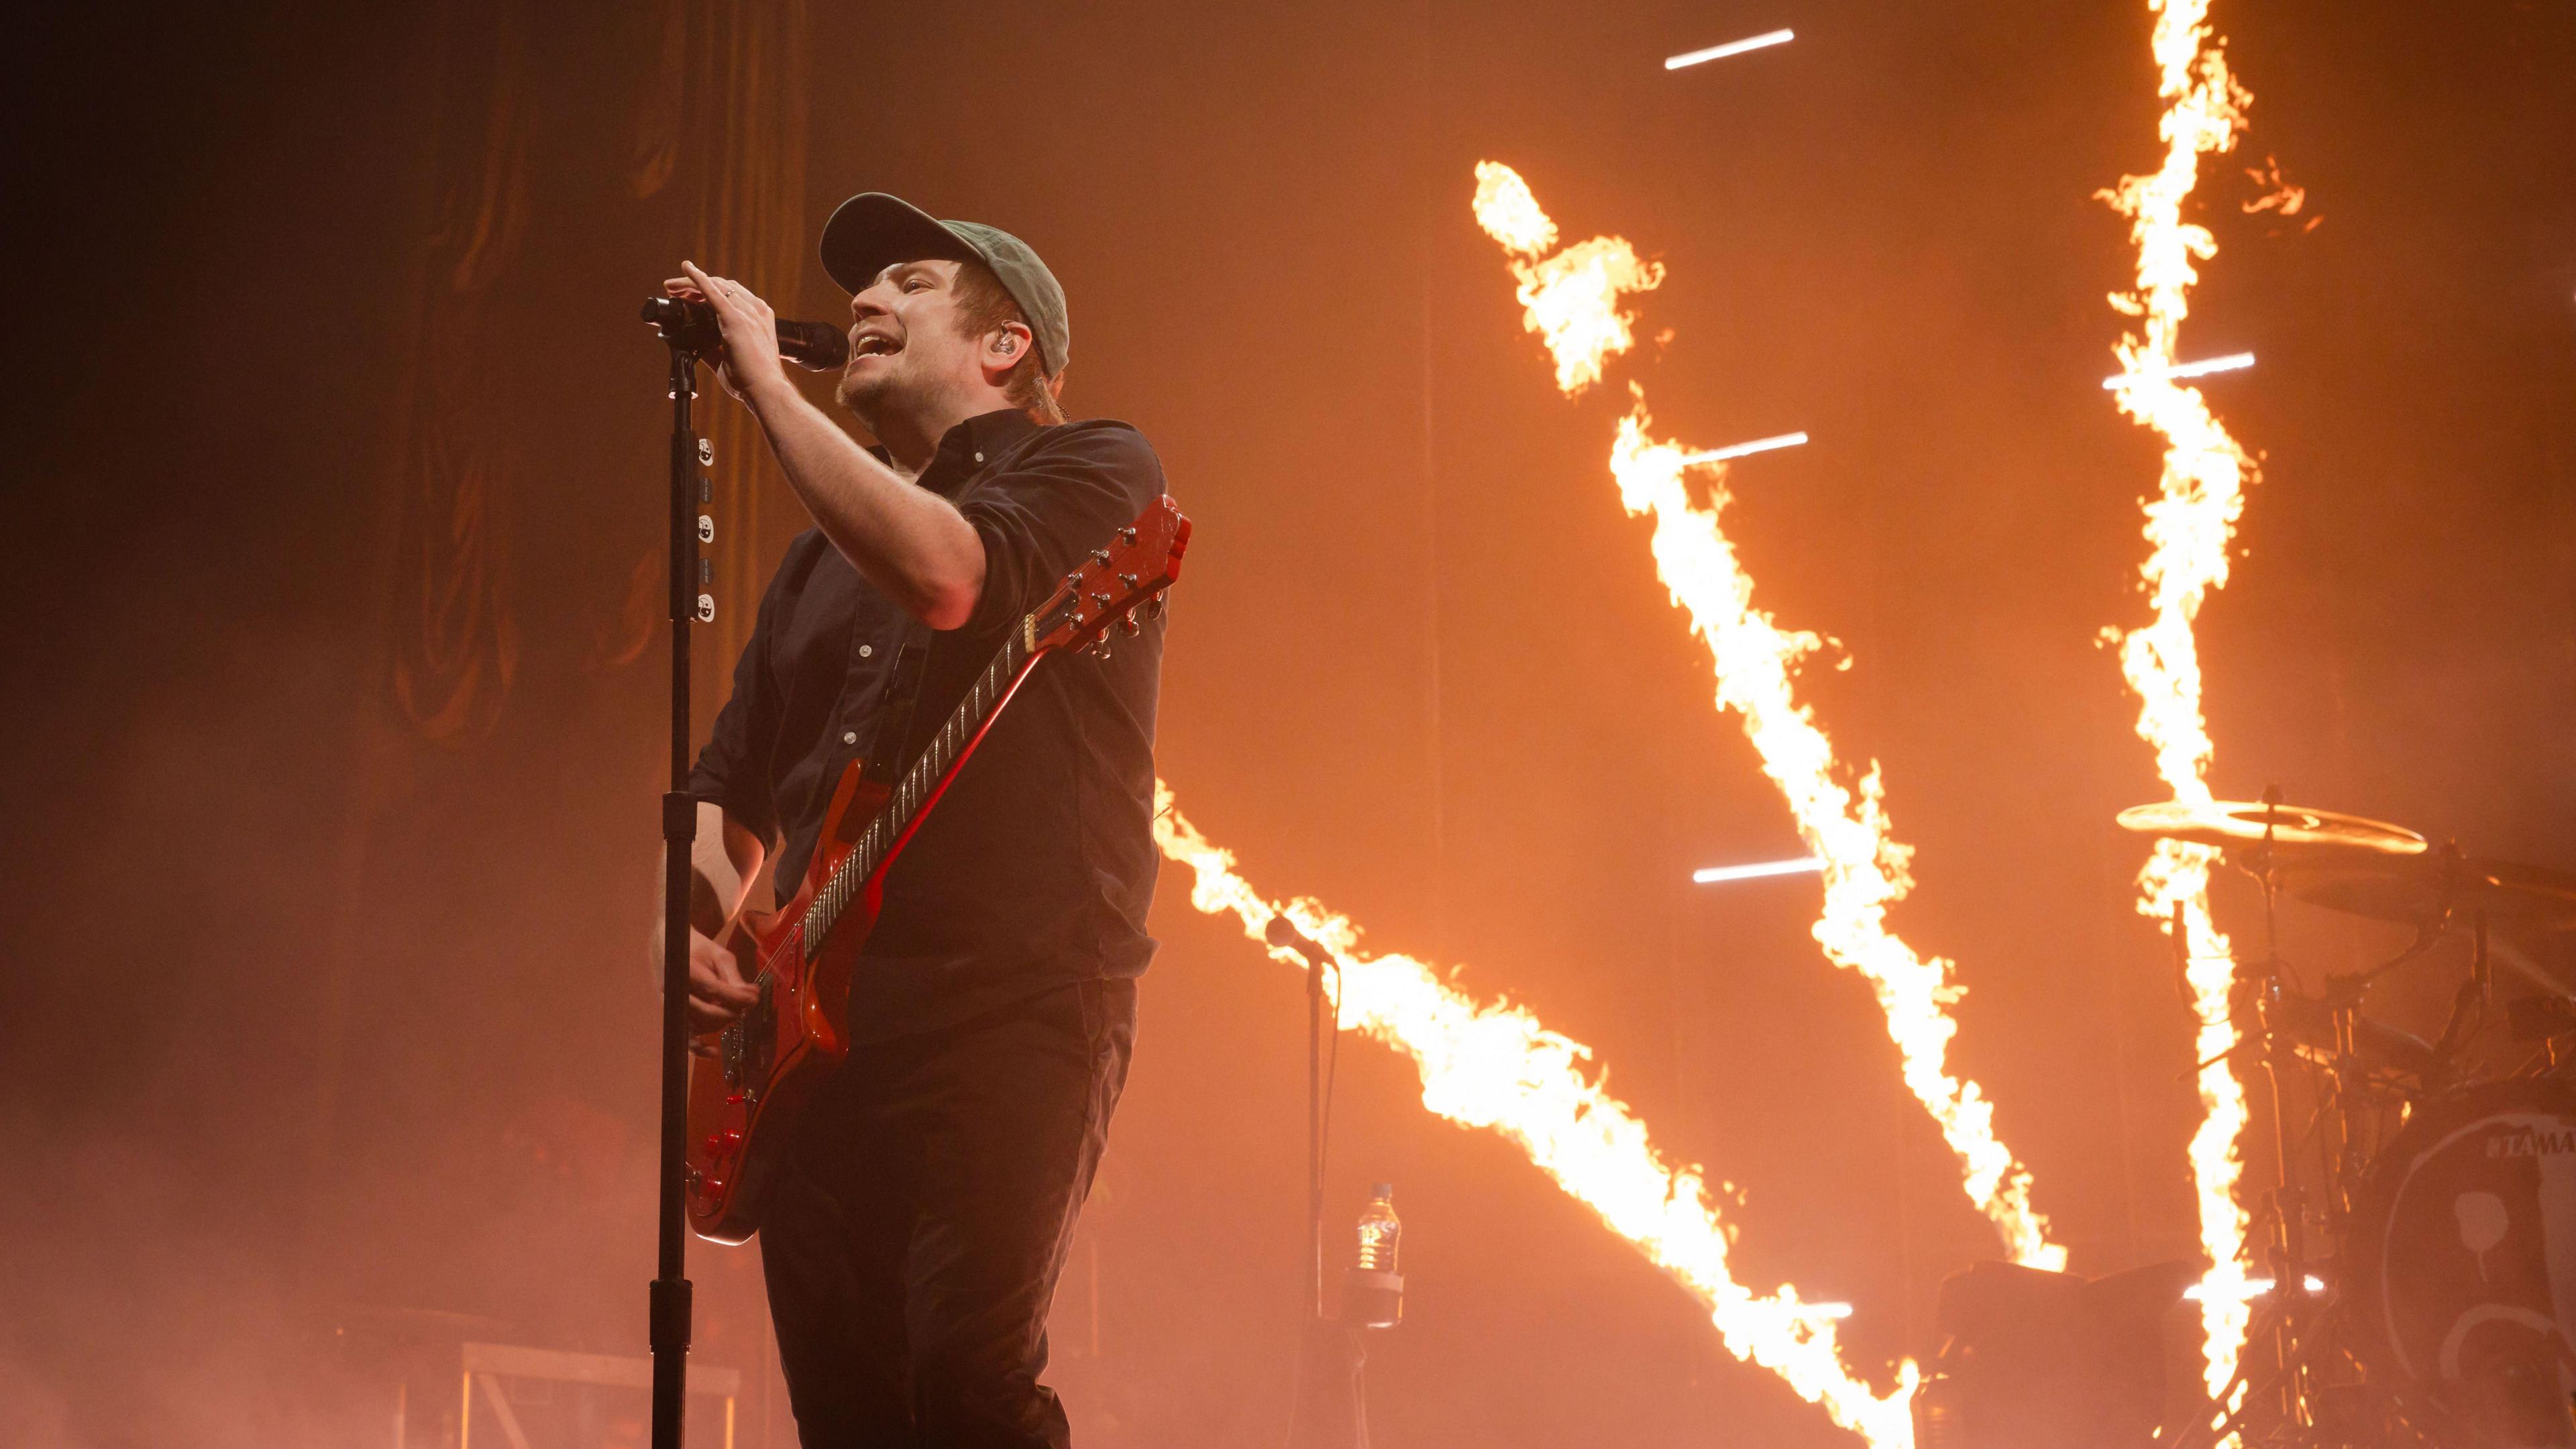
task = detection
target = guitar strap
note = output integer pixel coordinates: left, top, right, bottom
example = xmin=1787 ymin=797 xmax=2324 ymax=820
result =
xmin=861 ymin=638 xmax=930 ymax=786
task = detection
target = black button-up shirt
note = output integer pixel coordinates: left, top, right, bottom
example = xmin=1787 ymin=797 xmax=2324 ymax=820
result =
xmin=688 ymin=409 xmax=1168 ymax=1040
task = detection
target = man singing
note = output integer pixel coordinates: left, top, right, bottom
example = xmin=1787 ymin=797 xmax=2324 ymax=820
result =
xmin=653 ymin=194 xmax=1167 ymax=1446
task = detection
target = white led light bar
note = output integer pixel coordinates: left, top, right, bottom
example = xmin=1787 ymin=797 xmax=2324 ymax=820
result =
xmin=1680 ymin=431 xmax=1809 ymax=467
xmin=1665 ymin=29 xmax=1796 ymax=70
xmin=2102 ymin=352 xmax=2256 ymax=390
xmin=1692 ymin=857 xmax=1825 ymax=885
xmin=2182 ymin=1275 xmax=2326 ymax=1301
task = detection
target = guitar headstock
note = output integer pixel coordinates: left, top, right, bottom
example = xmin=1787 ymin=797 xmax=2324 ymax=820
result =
xmin=1026 ymin=495 xmax=1191 ymax=656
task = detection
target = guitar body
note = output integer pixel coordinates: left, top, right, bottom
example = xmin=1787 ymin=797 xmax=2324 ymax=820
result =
xmin=678 ymin=493 xmax=1192 ymax=1244
xmin=684 ymin=761 xmax=885 ymax=1243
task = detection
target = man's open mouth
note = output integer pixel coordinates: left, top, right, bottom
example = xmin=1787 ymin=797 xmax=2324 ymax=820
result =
xmin=851 ymin=333 xmax=903 ymax=360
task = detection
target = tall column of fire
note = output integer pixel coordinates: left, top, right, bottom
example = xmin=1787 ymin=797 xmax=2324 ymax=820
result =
xmin=2097 ymin=0 xmax=2262 ymax=1409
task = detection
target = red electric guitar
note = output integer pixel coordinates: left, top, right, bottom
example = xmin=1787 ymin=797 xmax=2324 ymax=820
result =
xmin=684 ymin=495 xmax=1191 ymax=1243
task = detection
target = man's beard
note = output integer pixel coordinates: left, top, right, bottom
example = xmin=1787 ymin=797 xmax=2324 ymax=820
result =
xmin=834 ymin=360 xmax=899 ymax=425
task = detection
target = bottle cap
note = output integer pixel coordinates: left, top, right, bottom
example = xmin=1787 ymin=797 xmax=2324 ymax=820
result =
xmin=1371 ymin=1181 xmax=1394 ymax=1199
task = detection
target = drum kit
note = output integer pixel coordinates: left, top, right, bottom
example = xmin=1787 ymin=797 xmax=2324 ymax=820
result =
xmin=2115 ymin=792 xmax=2576 ymax=1449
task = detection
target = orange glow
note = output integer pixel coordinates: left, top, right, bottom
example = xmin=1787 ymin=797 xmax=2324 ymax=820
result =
xmin=1152 ymin=787 xmax=1917 ymax=1446
xmin=1473 ymin=162 xmax=2065 ymax=1275
xmin=2096 ymin=0 xmax=2259 ymax=1405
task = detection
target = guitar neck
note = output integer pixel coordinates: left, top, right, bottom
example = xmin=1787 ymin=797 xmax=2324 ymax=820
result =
xmin=800 ymin=625 xmax=1042 ymax=957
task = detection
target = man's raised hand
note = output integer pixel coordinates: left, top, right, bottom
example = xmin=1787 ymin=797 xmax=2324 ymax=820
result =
xmin=667 ymin=261 xmax=788 ymax=405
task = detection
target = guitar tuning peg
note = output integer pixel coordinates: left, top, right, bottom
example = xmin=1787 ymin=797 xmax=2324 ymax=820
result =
xmin=1142 ymin=591 xmax=1167 ymax=620
xmin=1089 ymin=548 xmax=1113 ymax=566
xmin=1118 ymin=527 xmax=1138 ymax=545
xmin=1119 ymin=612 xmax=1140 ymax=636
xmin=1089 ymin=637 xmax=1113 ymax=660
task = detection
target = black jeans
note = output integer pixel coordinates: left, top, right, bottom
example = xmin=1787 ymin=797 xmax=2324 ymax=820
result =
xmin=760 ymin=977 xmax=1136 ymax=1448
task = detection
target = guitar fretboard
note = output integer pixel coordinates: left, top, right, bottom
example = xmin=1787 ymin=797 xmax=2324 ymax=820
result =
xmin=799 ymin=627 xmax=1036 ymax=957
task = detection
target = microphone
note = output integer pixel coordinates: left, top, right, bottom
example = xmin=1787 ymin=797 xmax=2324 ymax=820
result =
xmin=639 ymin=296 xmax=850 ymax=370
xmin=1265 ymin=914 xmax=1334 ymax=969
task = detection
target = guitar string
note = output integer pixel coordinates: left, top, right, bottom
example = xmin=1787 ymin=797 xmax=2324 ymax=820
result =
xmin=759 ymin=633 xmax=1028 ymax=992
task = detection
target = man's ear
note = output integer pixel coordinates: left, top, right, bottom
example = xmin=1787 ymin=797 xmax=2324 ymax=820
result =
xmin=979 ymin=321 xmax=1036 ymax=386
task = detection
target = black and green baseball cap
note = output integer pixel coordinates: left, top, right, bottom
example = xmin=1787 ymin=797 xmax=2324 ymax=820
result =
xmin=819 ymin=193 xmax=1069 ymax=378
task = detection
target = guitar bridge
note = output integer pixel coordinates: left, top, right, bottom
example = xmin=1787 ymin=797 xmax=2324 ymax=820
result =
xmin=720 ymin=1020 xmax=745 ymax=1088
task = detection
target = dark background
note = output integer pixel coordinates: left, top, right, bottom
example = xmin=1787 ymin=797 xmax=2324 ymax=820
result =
xmin=5 ymin=1 xmax=2572 ymax=1444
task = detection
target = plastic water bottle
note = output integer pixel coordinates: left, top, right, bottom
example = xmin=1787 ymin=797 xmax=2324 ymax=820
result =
xmin=1344 ymin=1183 xmax=1405 ymax=1328
xmin=1355 ymin=1183 xmax=1400 ymax=1273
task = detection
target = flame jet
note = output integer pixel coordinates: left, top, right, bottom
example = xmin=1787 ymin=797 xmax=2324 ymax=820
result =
xmin=2096 ymin=0 xmax=2259 ymax=1408
xmin=1471 ymin=162 xmax=2065 ymax=1273
xmin=1152 ymin=788 xmax=1918 ymax=1447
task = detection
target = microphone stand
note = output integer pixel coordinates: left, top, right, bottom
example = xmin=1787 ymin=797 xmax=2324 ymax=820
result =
xmin=634 ymin=296 xmax=842 ymax=1448
xmin=649 ymin=339 xmax=702 ymax=1449
xmin=1308 ymin=925 xmax=1326 ymax=1323
xmin=1273 ymin=916 xmax=1371 ymax=1449
xmin=634 ymin=294 xmax=838 ymax=1449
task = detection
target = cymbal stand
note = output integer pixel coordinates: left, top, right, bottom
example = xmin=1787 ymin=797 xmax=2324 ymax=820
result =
xmin=2425 ymin=912 xmax=2491 ymax=1077
xmin=2243 ymin=787 xmax=2324 ymax=1434
xmin=2204 ymin=786 xmax=2418 ymax=1447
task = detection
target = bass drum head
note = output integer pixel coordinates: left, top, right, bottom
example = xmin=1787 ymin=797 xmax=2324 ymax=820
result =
xmin=2349 ymin=1078 xmax=2576 ymax=1448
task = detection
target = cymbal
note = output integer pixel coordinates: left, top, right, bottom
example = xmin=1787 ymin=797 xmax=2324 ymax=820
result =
xmin=2114 ymin=800 xmax=2429 ymax=857
xmin=2281 ymin=853 xmax=2576 ymax=930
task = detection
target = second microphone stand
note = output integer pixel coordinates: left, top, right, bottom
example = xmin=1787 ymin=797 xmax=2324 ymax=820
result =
xmin=1271 ymin=916 xmax=1381 ymax=1449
